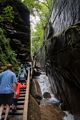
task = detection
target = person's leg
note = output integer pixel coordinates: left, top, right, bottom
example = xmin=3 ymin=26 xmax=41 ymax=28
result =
xmin=4 ymin=93 xmax=13 ymax=120
xmin=0 ymin=104 xmax=4 ymax=119
xmin=0 ymin=94 xmax=5 ymax=119
xmin=12 ymin=98 xmax=17 ymax=113
xmin=4 ymin=104 xmax=10 ymax=120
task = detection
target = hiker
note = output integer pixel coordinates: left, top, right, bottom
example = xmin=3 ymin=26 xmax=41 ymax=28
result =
xmin=0 ymin=64 xmax=17 ymax=120
xmin=23 ymin=61 xmax=30 ymax=75
xmin=23 ymin=62 xmax=29 ymax=70
xmin=12 ymin=79 xmax=26 ymax=113
xmin=18 ymin=64 xmax=27 ymax=83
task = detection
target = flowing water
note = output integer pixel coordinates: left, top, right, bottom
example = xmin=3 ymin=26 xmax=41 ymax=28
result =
xmin=35 ymin=71 xmax=75 ymax=120
xmin=63 ymin=111 xmax=74 ymax=120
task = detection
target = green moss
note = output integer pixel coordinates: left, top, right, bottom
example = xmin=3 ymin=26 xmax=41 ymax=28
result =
xmin=65 ymin=25 xmax=80 ymax=47
xmin=0 ymin=5 xmax=14 ymax=24
xmin=0 ymin=28 xmax=19 ymax=72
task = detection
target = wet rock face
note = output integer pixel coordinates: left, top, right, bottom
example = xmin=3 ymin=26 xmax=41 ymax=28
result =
xmin=50 ymin=0 xmax=80 ymax=35
xmin=28 ymin=94 xmax=41 ymax=120
xmin=0 ymin=0 xmax=30 ymax=62
xmin=44 ymin=0 xmax=80 ymax=115
xmin=45 ymin=24 xmax=80 ymax=114
xmin=36 ymin=45 xmax=45 ymax=69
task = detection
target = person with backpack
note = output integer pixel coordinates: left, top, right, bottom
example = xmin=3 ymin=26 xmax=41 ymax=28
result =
xmin=23 ymin=62 xmax=30 ymax=74
xmin=0 ymin=64 xmax=17 ymax=120
xmin=18 ymin=64 xmax=27 ymax=83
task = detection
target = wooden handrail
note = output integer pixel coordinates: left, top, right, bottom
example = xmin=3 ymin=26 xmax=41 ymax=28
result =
xmin=23 ymin=68 xmax=30 ymax=120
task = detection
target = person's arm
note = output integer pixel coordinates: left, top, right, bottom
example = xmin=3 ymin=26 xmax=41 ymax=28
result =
xmin=12 ymin=73 xmax=17 ymax=94
xmin=13 ymin=82 xmax=17 ymax=95
xmin=0 ymin=72 xmax=4 ymax=85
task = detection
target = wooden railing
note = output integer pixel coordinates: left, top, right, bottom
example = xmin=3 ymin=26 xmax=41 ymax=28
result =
xmin=23 ymin=62 xmax=32 ymax=120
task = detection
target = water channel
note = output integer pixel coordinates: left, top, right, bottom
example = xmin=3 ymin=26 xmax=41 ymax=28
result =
xmin=35 ymin=71 xmax=74 ymax=120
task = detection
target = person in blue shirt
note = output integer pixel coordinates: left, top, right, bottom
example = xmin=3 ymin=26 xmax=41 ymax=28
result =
xmin=0 ymin=64 xmax=17 ymax=120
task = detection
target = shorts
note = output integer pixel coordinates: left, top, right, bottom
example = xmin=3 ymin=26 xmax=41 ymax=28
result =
xmin=0 ymin=93 xmax=13 ymax=105
xmin=12 ymin=98 xmax=17 ymax=106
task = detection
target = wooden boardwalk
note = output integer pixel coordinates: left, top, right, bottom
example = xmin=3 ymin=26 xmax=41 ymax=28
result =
xmin=3 ymin=67 xmax=31 ymax=120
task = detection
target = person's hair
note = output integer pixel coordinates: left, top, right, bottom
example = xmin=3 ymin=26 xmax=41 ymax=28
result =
xmin=7 ymin=64 xmax=13 ymax=69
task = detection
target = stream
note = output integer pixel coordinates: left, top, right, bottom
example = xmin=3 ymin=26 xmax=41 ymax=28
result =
xmin=35 ymin=71 xmax=75 ymax=120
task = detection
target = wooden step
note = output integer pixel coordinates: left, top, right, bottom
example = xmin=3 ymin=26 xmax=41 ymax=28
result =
xmin=10 ymin=109 xmax=23 ymax=115
xmin=3 ymin=109 xmax=23 ymax=115
xmin=20 ymin=91 xmax=26 ymax=94
xmin=18 ymin=97 xmax=25 ymax=101
xmin=10 ymin=105 xmax=24 ymax=110
xmin=17 ymin=100 xmax=24 ymax=105
xmin=20 ymin=94 xmax=25 ymax=97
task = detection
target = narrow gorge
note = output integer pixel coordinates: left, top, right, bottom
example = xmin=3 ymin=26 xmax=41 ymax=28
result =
xmin=0 ymin=0 xmax=80 ymax=120
xmin=36 ymin=0 xmax=80 ymax=118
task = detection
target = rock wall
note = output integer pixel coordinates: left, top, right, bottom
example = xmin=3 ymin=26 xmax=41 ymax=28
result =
xmin=0 ymin=0 xmax=30 ymax=62
xmin=28 ymin=94 xmax=41 ymax=120
xmin=49 ymin=0 xmax=80 ymax=35
xmin=36 ymin=45 xmax=45 ymax=69
xmin=44 ymin=0 xmax=80 ymax=115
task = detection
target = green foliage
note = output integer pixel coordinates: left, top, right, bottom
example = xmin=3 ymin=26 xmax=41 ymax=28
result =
xmin=0 ymin=16 xmax=4 ymax=23
xmin=22 ymin=0 xmax=53 ymax=22
xmin=22 ymin=0 xmax=36 ymax=11
xmin=0 ymin=28 xmax=19 ymax=71
xmin=21 ymin=0 xmax=53 ymax=55
xmin=32 ymin=22 xmax=44 ymax=54
xmin=0 ymin=5 xmax=14 ymax=23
